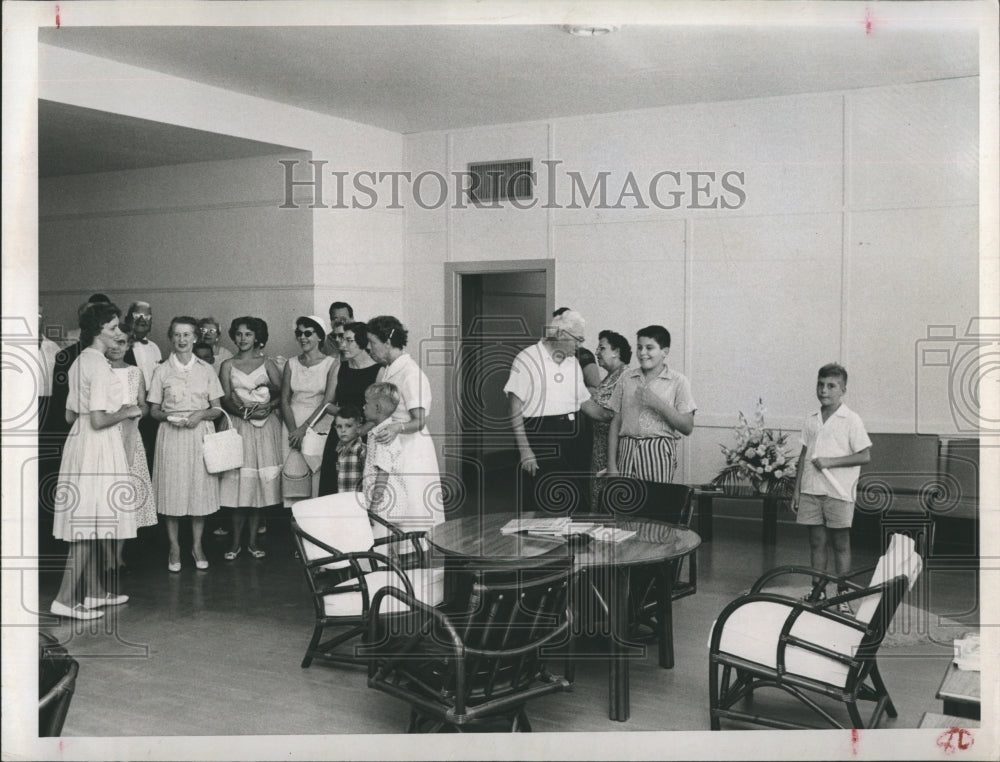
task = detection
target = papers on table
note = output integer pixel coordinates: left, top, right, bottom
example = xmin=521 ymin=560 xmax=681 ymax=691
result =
xmin=953 ymin=632 xmax=980 ymax=671
xmin=500 ymin=518 xmax=635 ymax=543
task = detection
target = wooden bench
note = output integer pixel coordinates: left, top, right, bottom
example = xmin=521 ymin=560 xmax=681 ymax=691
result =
xmin=936 ymin=663 xmax=981 ymax=720
xmin=918 ymin=712 xmax=980 ymax=729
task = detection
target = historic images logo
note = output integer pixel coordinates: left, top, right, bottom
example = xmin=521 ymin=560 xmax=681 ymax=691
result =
xmin=278 ymin=159 xmax=746 ymax=211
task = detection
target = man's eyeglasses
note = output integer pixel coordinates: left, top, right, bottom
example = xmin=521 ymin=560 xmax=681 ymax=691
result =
xmin=199 ymin=327 xmax=219 ymax=336
xmin=294 ymin=329 xmax=316 ymax=338
xmin=130 ymin=312 xmax=151 ymax=321
xmin=561 ymin=329 xmax=585 ymax=344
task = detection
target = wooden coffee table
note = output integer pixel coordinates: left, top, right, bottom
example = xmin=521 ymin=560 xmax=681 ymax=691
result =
xmin=936 ymin=663 xmax=980 ymax=720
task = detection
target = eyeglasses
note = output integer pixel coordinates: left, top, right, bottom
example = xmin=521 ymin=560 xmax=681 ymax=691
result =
xmin=199 ymin=327 xmax=218 ymax=335
xmin=561 ymin=329 xmax=585 ymax=344
xmin=130 ymin=312 xmax=151 ymax=321
xmin=294 ymin=329 xmax=316 ymax=338
xmin=332 ymin=333 xmax=346 ymax=342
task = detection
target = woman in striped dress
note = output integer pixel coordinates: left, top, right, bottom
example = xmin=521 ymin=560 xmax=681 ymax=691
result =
xmin=148 ymin=316 xmax=224 ymax=572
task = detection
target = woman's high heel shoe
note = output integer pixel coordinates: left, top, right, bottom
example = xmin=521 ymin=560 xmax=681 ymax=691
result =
xmin=192 ymin=552 xmax=209 ymax=570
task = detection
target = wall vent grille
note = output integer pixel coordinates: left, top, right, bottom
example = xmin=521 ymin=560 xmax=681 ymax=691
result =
xmin=467 ymin=159 xmax=533 ymax=204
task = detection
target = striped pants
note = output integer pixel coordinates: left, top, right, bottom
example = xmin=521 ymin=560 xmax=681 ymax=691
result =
xmin=617 ymin=436 xmax=676 ymax=484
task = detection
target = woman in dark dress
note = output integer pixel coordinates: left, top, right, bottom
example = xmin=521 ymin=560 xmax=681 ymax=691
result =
xmin=317 ymin=321 xmax=381 ymax=495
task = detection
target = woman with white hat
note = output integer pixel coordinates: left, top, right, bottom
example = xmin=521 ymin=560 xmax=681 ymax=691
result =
xmin=280 ymin=315 xmax=338 ymax=504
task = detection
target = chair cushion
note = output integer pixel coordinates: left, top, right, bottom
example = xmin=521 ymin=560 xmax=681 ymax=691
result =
xmin=717 ymin=600 xmax=864 ymax=688
xmin=855 ymin=533 xmax=923 ymax=624
xmin=293 ymin=493 xmax=374 ymax=570
xmin=323 ymin=567 xmax=445 ymax=617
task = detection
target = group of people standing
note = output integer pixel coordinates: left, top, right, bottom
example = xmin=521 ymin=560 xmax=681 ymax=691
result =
xmin=43 ymin=296 xmax=442 ymax=620
xmin=505 ymin=309 xmax=696 ymax=515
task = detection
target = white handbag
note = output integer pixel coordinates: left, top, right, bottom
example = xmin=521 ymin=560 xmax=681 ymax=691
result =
xmin=299 ymin=407 xmax=330 ymax=460
xmin=203 ymin=410 xmax=244 ymax=474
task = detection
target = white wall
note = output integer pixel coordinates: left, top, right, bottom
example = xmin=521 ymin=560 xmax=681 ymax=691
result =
xmin=38 ymin=43 xmax=406 ymax=330
xmin=39 ymin=154 xmax=314 ymax=361
xmin=403 ymin=77 xmax=980 ymax=484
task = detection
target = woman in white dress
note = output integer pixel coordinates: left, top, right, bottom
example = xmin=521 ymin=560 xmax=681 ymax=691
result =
xmin=280 ymin=315 xmax=337 ymax=503
xmin=50 ymin=303 xmax=141 ymax=620
xmin=104 ymin=334 xmax=157 ymax=574
xmin=365 ymin=315 xmax=443 ymax=532
xmin=148 ymin=316 xmax=224 ymax=572
xmin=219 ymin=317 xmax=283 ymax=559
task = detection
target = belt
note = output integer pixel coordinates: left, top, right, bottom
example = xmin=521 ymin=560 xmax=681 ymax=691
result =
xmin=527 ymin=413 xmax=577 ymax=422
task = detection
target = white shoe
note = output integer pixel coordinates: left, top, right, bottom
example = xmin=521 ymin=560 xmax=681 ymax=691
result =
xmin=213 ymin=527 xmax=229 ymax=536
xmin=84 ymin=594 xmax=129 ymax=609
xmin=257 ymin=524 xmax=267 ymax=535
xmin=51 ymin=600 xmax=104 ymax=620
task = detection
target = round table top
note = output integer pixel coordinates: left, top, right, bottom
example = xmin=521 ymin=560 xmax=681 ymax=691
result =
xmin=427 ymin=512 xmax=701 ymax=570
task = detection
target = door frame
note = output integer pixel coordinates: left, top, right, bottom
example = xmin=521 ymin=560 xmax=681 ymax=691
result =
xmin=442 ymin=259 xmax=555 ymax=508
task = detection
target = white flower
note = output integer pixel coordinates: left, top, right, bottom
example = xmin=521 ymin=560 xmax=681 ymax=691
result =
xmin=756 ymin=445 xmax=766 ymax=456
xmin=745 ymin=448 xmax=756 ymax=458
xmin=774 ymin=469 xmax=784 ymax=478
xmin=764 ymin=464 xmax=773 ymax=473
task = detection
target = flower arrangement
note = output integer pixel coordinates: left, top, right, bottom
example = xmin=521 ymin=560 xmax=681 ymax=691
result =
xmin=711 ymin=399 xmax=798 ymax=497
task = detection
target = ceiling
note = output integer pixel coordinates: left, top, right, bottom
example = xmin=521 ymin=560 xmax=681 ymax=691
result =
xmin=38 ymin=100 xmax=302 ymax=177
xmin=38 ymin=23 xmax=979 ymax=176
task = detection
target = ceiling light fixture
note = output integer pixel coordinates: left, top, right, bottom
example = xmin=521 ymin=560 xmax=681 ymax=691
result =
xmin=563 ymin=24 xmax=619 ymax=37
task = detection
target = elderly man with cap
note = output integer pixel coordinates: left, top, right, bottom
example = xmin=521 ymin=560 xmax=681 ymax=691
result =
xmin=504 ymin=309 xmax=593 ymax=515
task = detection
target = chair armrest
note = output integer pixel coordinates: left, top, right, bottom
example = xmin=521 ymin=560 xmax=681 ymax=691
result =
xmin=372 ymin=529 xmax=429 ymax=564
xmin=366 ymin=585 xmax=464 ymax=654
xmin=749 ymin=564 xmax=877 ymax=595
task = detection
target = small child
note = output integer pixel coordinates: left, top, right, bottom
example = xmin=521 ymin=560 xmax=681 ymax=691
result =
xmin=361 ymin=383 xmax=408 ymax=527
xmin=192 ymin=342 xmax=215 ymax=365
xmin=332 ymin=404 xmax=366 ymax=494
xmin=792 ymin=363 xmax=872 ymax=613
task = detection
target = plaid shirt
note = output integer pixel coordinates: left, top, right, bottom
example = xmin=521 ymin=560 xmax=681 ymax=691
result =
xmin=336 ymin=437 xmax=365 ymax=494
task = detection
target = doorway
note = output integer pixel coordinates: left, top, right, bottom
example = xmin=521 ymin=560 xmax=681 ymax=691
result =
xmin=444 ymin=260 xmax=554 ymax=515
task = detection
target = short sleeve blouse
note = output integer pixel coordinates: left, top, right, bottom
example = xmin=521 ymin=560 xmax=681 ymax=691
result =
xmin=67 ymin=347 xmax=122 ymax=415
xmin=378 ymin=353 xmax=433 ymax=421
xmin=147 ymin=354 xmax=223 ymax=414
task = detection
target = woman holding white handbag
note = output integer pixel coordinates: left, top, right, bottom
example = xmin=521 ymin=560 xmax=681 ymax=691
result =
xmin=148 ymin=316 xmax=224 ymax=572
xmin=218 ymin=316 xmax=283 ymax=559
xmin=280 ymin=315 xmax=338 ymax=504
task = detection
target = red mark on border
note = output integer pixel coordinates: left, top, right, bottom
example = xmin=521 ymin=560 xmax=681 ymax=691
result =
xmin=55 ymin=5 xmax=60 ymax=29
xmin=851 ymin=728 xmax=860 ymax=755
xmin=936 ymin=727 xmax=975 ymax=754
xmin=864 ymin=8 xmax=873 ymax=35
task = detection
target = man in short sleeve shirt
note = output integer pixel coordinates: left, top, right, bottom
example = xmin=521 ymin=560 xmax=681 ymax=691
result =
xmin=504 ymin=310 xmax=592 ymax=514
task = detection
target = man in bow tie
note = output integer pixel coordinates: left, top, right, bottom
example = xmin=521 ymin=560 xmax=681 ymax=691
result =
xmin=123 ymin=301 xmax=161 ymax=387
xmin=123 ymin=300 xmax=162 ymax=470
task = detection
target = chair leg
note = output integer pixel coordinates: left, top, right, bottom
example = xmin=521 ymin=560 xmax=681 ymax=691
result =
xmin=512 ymin=709 xmax=532 ymax=732
xmin=869 ymin=663 xmax=897 ymax=718
xmin=709 ymin=657 xmax=721 ymax=730
xmin=846 ymin=700 xmax=865 ymax=729
xmin=301 ymin=624 xmax=324 ymax=668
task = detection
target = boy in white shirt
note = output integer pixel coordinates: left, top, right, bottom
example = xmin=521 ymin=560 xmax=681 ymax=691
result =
xmin=792 ymin=363 xmax=872 ymax=612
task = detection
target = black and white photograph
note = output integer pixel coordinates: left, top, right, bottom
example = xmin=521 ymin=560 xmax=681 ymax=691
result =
xmin=2 ymin=1 xmax=997 ymax=759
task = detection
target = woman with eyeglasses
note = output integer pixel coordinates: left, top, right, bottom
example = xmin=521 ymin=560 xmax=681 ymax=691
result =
xmin=197 ymin=317 xmax=233 ymax=375
xmin=317 ymin=321 xmax=381 ymax=496
xmin=280 ymin=315 xmax=338 ymax=502
xmin=364 ymin=315 xmax=443 ymax=532
xmin=148 ymin=316 xmax=225 ymax=572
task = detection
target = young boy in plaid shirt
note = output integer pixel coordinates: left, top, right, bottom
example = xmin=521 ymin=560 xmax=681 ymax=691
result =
xmin=332 ymin=404 xmax=366 ymax=494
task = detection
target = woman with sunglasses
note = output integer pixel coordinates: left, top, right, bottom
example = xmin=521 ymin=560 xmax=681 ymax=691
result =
xmin=280 ymin=315 xmax=337 ymax=502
